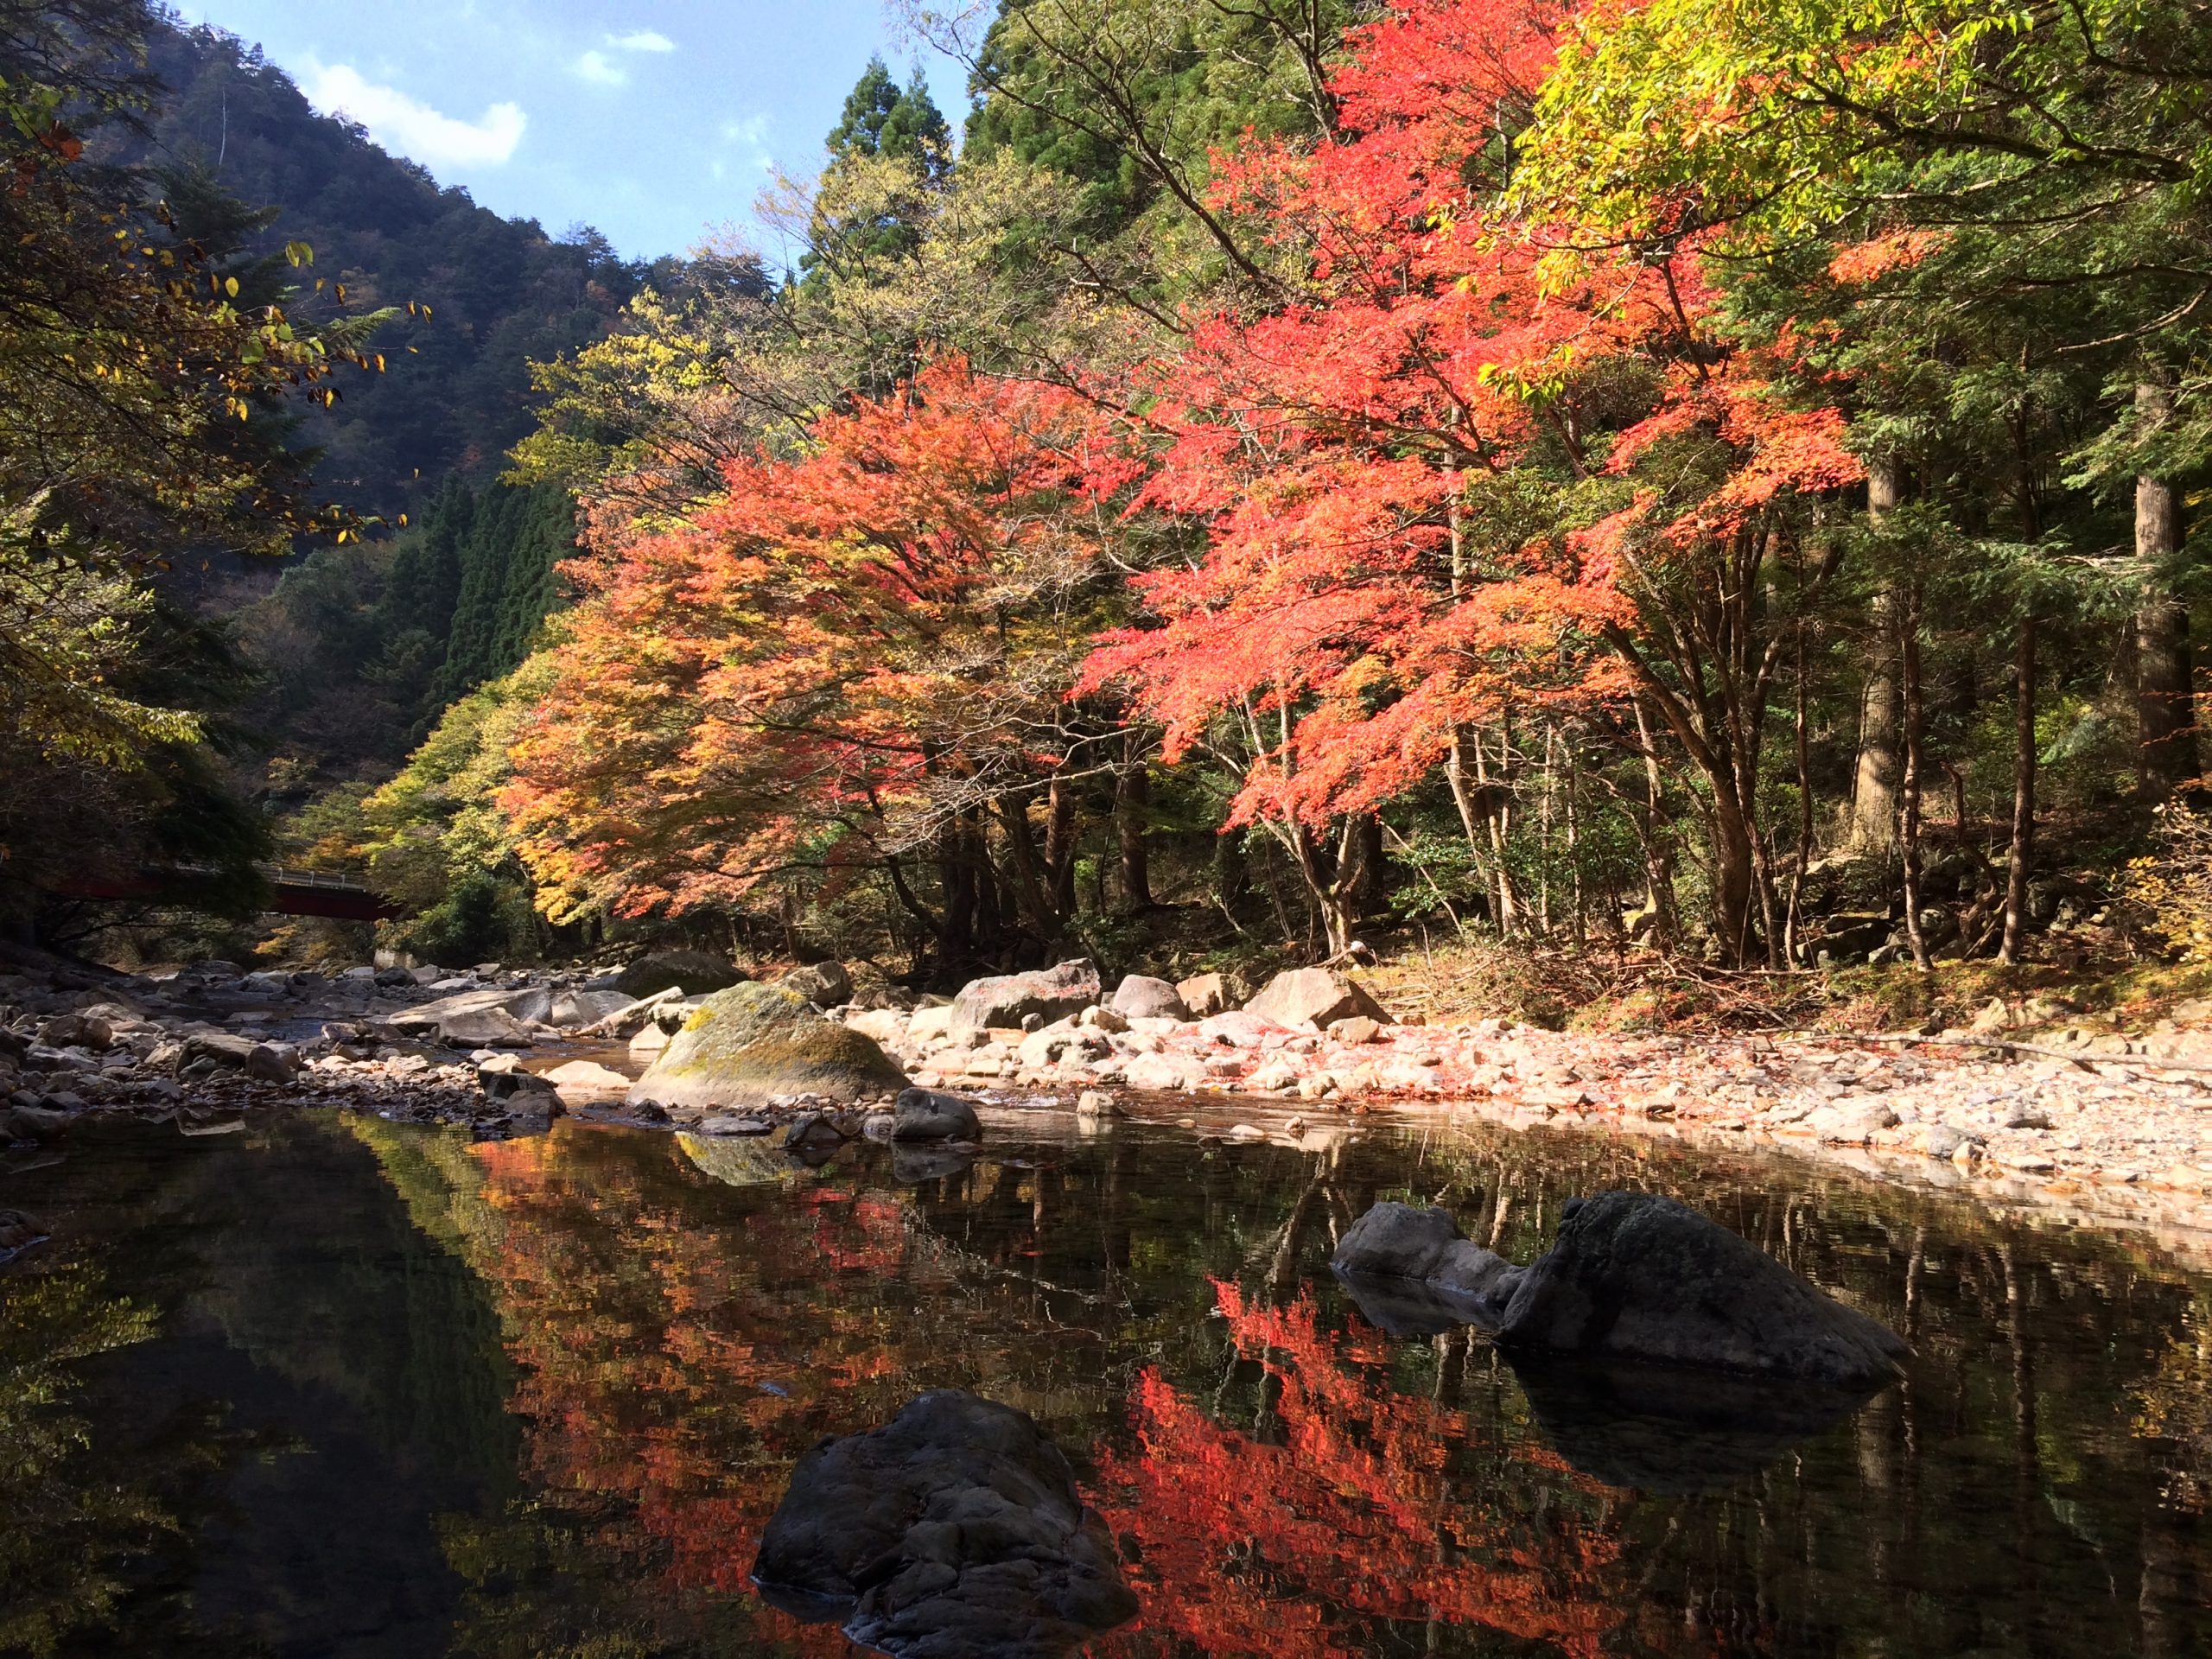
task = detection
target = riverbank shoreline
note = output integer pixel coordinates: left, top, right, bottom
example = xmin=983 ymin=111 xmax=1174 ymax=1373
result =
xmin=7 ymin=948 xmax=2211 ymax=1268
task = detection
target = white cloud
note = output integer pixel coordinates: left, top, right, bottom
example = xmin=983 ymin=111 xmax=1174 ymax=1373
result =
xmin=301 ymin=61 xmax=525 ymax=166
xmin=717 ymin=114 xmax=774 ymax=175
xmin=573 ymin=48 xmax=625 ymax=86
xmin=609 ymin=29 xmax=675 ymax=53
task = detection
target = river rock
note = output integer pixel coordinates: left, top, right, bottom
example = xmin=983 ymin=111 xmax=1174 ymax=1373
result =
xmin=550 ymin=988 xmax=632 ymax=1029
xmin=390 ymin=984 xmax=553 ymax=1034
xmin=782 ymin=961 xmax=853 ymax=1008
xmin=437 ymin=1006 xmax=534 ymax=1047
xmin=1331 ymin=1202 xmax=1525 ymax=1315
xmin=39 ymin=1012 xmax=112 ymax=1051
xmin=1806 ymin=1099 xmax=1899 ymax=1143
xmin=785 ymin=1112 xmax=851 ymax=1153
xmin=181 ymin=1030 xmax=259 ymax=1070
xmin=481 ymin=1068 xmax=560 ymax=1106
xmin=1125 ymin=1052 xmax=1203 ymax=1092
xmin=948 ymin=961 xmax=1100 ymax=1040
xmin=892 ymin=1087 xmax=982 ymax=1141
xmin=752 ymin=1389 xmax=1137 ymax=1659
xmin=245 ymin=1042 xmax=302 ymax=1082
xmin=1176 ymin=972 xmax=1230 ymax=1015
xmin=1496 ymin=1192 xmax=1909 ymax=1388
xmin=1333 ymin=1192 xmax=1908 ymax=1389
xmin=628 ymin=982 xmax=907 ymax=1110
xmin=844 ymin=1007 xmax=909 ymax=1046
xmin=1109 ymin=974 xmax=1191 ymax=1021
xmin=613 ymin=950 xmax=747 ymax=1000
xmin=543 ymin=1060 xmax=632 ymax=1092
xmin=1243 ymin=967 xmax=1389 ymax=1032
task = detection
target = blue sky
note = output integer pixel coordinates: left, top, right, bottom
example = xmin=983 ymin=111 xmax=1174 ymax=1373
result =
xmin=177 ymin=1 xmax=973 ymax=259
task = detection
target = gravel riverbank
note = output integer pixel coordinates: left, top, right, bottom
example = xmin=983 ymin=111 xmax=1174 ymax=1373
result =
xmin=7 ymin=950 xmax=2210 ymax=1265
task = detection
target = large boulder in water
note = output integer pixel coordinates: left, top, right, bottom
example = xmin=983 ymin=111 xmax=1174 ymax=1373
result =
xmin=1497 ymin=1192 xmax=1908 ymax=1388
xmin=1243 ymin=966 xmax=1389 ymax=1031
xmin=1333 ymin=1191 xmax=1907 ymax=1389
xmin=628 ymin=982 xmax=906 ymax=1110
xmin=613 ymin=950 xmax=747 ymax=1000
xmin=948 ymin=960 xmax=1099 ymax=1040
xmin=753 ymin=1389 xmax=1138 ymax=1659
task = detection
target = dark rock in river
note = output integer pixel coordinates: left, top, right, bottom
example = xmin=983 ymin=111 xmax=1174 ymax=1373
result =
xmin=1333 ymin=1267 xmax=1505 ymax=1338
xmin=948 ymin=960 xmax=1099 ymax=1040
xmin=893 ymin=1088 xmax=982 ymax=1142
xmin=1333 ymin=1192 xmax=1908 ymax=1389
xmin=629 ymin=983 xmax=907 ymax=1111
xmin=1497 ymin=1192 xmax=1909 ymax=1388
xmin=1330 ymin=1201 xmax=1525 ymax=1320
xmin=785 ymin=1111 xmax=850 ymax=1154
xmin=753 ymin=1389 xmax=1138 ymax=1659
xmin=613 ymin=950 xmax=748 ymax=1000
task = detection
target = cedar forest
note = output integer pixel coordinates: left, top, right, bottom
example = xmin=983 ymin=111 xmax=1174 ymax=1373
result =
xmin=8 ymin=0 xmax=2212 ymax=1023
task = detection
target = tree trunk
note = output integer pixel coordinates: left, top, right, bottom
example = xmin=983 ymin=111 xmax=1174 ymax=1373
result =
xmin=1898 ymin=583 xmax=1933 ymax=972
xmin=1287 ymin=821 xmax=1355 ymax=957
xmin=1786 ymin=610 xmax=1814 ymax=967
xmin=1710 ymin=792 xmax=1760 ymax=968
xmin=1473 ymin=724 xmax=1520 ymax=937
xmin=2135 ymin=382 xmax=2196 ymax=800
xmin=1044 ymin=774 xmax=1078 ymax=919
xmin=2000 ymin=617 xmax=2037 ymax=964
xmin=1344 ymin=811 xmax=1385 ymax=918
xmin=1116 ymin=730 xmax=1153 ymax=910
xmin=1631 ymin=699 xmax=1678 ymax=947
xmin=995 ymin=794 xmax=1060 ymax=940
xmin=1847 ymin=462 xmax=1904 ymax=853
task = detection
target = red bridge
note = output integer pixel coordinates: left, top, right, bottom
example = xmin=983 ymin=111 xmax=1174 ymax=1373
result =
xmin=54 ymin=864 xmax=397 ymax=922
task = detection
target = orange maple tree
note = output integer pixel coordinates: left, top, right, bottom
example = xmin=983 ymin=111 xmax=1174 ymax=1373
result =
xmin=500 ymin=358 xmax=1118 ymax=963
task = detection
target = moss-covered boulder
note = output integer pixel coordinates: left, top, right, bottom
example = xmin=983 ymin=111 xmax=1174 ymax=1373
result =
xmin=630 ymin=982 xmax=907 ymax=1110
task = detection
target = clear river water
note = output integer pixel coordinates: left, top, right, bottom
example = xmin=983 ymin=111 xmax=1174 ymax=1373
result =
xmin=3 ymin=1108 xmax=2208 ymax=1656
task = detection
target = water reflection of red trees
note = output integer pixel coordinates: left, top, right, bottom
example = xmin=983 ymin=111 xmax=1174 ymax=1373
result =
xmin=460 ymin=1135 xmax=1628 ymax=1656
xmin=1091 ymin=1281 xmax=1625 ymax=1656
xmin=468 ymin=1135 xmax=871 ymax=1654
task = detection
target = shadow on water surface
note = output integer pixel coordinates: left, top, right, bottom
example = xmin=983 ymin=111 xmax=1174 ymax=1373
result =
xmin=3 ymin=1109 xmax=2209 ymax=1656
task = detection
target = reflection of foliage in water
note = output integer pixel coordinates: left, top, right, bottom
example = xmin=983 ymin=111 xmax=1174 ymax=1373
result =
xmin=1096 ymin=1281 xmax=1624 ymax=1656
xmin=0 ymin=1262 xmax=163 ymax=1658
xmin=336 ymin=1116 xmax=2212 ymax=1658
xmin=2134 ymin=1289 xmax=2212 ymax=1514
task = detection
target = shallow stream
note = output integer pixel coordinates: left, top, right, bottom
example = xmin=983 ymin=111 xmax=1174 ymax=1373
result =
xmin=3 ymin=1109 xmax=2208 ymax=1656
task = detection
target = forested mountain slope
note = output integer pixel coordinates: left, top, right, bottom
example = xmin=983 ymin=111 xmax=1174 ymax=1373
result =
xmin=127 ymin=17 xmax=651 ymax=519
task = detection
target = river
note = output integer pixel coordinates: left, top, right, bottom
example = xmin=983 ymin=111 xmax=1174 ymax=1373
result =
xmin=3 ymin=1107 xmax=2207 ymax=1655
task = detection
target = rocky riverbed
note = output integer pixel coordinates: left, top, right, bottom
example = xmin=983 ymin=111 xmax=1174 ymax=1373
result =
xmin=7 ymin=948 xmax=2212 ymax=1262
